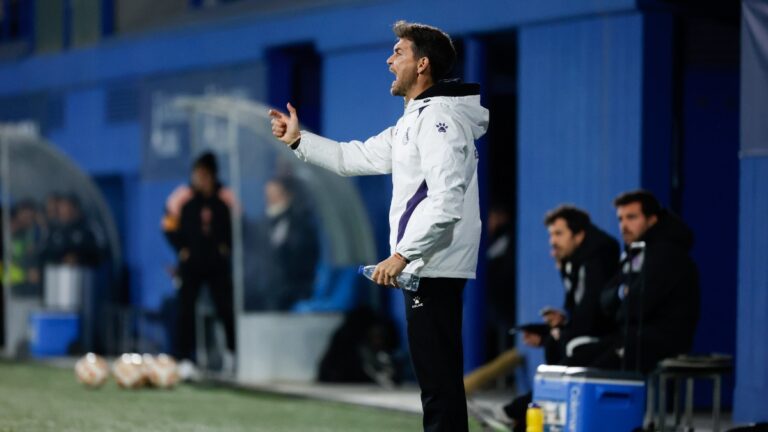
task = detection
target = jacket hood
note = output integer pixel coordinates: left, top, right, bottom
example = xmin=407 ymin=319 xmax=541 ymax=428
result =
xmin=406 ymin=79 xmax=489 ymax=140
xmin=567 ymin=223 xmax=617 ymax=267
xmin=579 ymin=224 xmax=617 ymax=259
xmin=642 ymin=209 xmax=694 ymax=251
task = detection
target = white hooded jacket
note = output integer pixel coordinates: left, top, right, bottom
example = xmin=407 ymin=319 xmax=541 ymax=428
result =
xmin=293 ymin=81 xmax=489 ymax=279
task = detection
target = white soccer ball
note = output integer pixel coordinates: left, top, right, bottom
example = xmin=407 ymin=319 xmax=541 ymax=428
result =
xmin=144 ymin=353 xmax=179 ymax=389
xmin=113 ymin=353 xmax=146 ymax=389
xmin=74 ymin=353 xmax=109 ymax=388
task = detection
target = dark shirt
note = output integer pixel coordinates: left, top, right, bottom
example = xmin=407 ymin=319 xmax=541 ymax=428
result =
xmin=174 ymin=186 xmax=233 ymax=274
xmin=601 ymin=210 xmax=700 ymax=373
xmin=42 ymin=218 xmax=100 ymax=266
xmin=543 ymin=224 xmax=620 ymax=364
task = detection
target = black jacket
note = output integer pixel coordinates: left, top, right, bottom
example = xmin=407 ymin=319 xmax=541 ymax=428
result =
xmin=260 ymin=204 xmax=320 ymax=310
xmin=42 ymin=218 xmax=100 ymax=267
xmin=559 ymin=225 xmax=620 ymax=343
xmin=544 ymin=224 xmax=620 ymax=363
xmin=486 ymin=221 xmax=516 ymax=326
xmin=242 ymin=196 xmax=321 ymax=311
xmin=169 ymin=184 xmax=233 ymax=275
xmin=601 ymin=210 xmax=700 ymax=373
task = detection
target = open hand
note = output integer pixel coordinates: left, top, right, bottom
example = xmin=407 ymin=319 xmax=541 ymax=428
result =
xmin=268 ymin=103 xmax=301 ymax=146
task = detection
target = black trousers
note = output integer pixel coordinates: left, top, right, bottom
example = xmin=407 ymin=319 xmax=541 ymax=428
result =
xmin=403 ymin=277 xmax=468 ymax=432
xmin=176 ymin=268 xmax=236 ymax=361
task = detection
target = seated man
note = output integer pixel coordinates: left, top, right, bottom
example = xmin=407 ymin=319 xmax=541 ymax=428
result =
xmin=259 ymin=177 xmax=320 ymax=311
xmin=587 ymin=190 xmax=700 ymax=373
xmin=499 ymin=206 xmax=620 ymax=431
xmin=524 ymin=205 xmax=620 ymax=364
xmin=466 ymin=206 xmax=619 ymax=432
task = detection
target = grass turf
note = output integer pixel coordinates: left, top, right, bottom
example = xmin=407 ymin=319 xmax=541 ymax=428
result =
xmin=0 ymin=361 xmax=483 ymax=431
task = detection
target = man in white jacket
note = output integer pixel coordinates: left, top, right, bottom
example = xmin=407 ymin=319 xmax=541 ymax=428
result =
xmin=270 ymin=21 xmax=489 ymax=432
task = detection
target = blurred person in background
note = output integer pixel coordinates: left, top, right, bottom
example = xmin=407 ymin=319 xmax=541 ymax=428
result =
xmin=43 ymin=193 xmax=62 ymax=232
xmin=271 ymin=20 xmax=488 ymax=432
xmin=7 ymin=200 xmax=44 ymax=297
xmin=484 ymin=203 xmax=516 ymax=352
xmin=162 ymin=152 xmax=237 ymax=375
xmin=41 ymin=194 xmax=99 ymax=267
xmin=257 ymin=176 xmax=319 ymax=310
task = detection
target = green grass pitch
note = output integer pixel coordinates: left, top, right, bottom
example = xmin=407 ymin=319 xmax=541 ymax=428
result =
xmin=0 ymin=361 xmax=483 ymax=431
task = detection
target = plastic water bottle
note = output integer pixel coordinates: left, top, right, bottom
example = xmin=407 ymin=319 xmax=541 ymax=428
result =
xmin=525 ymin=402 xmax=544 ymax=432
xmin=358 ymin=265 xmax=420 ymax=292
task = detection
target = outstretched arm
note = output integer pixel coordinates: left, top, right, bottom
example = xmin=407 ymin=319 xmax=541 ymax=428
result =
xmin=269 ymin=103 xmax=393 ymax=176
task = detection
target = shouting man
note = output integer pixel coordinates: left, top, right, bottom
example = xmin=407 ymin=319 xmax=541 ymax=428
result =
xmin=270 ymin=21 xmax=488 ymax=432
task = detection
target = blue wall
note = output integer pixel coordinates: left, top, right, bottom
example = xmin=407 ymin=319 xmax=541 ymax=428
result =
xmin=640 ymin=13 xmax=674 ymax=206
xmin=734 ymin=158 xmax=768 ymax=422
xmin=463 ymin=37 xmax=490 ymax=372
xmin=735 ymin=0 xmax=768 ymax=421
xmin=0 ymin=0 xmax=637 ymax=95
xmin=47 ymin=87 xmax=141 ymax=174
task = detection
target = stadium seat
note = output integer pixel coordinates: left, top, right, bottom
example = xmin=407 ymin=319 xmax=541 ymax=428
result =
xmin=292 ymin=265 xmax=362 ymax=313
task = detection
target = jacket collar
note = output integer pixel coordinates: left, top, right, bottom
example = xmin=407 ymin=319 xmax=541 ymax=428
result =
xmin=405 ymin=79 xmax=481 ymax=113
xmin=415 ymin=79 xmax=481 ymax=100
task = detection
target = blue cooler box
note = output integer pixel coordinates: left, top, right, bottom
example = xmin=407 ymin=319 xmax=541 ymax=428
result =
xmin=29 ymin=312 xmax=80 ymax=358
xmin=533 ymin=365 xmax=646 ymax=432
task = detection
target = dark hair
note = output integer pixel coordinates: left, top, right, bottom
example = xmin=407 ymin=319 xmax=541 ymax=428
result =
xmin=393 ymin=20 xmax=456 ymax=81
xmin=193 ymin=151 xmax=218 ymax=176
xmin=544 ymin=205 xmax=591 ymax=234
xmin=613 ymin=189 xmax=662 ymax=217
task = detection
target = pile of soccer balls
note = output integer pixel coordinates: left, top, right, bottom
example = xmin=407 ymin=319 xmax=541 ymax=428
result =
xmin=75 ymin=352 xmax=180 ymax=389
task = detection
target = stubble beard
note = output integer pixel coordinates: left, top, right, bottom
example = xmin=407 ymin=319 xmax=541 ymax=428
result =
xmin=391 ymin=79 xmax=406 ymax=97
xmin=390 ymin=71 xmax=415 ymax=97
xmin=622 ymin=232 xmax=637 ymax=245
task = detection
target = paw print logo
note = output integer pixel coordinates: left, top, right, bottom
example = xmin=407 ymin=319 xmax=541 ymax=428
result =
xmin=435 ymin=122 xmax=448 ymax=133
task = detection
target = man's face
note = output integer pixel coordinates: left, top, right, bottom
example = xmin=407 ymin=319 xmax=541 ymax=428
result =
xmin=387 ymin=38 xmax=420 ymax=97
xmin=265 ymin=181 xmax=289 ymax=207
xmin=487 ymin=209 xmax=509 ymax=236
xmin=616 ymin=201 xmax=657 ymax=245
xmin=12 ymin=207 xmax=35 ymax=230
xmin=191 ymin=167 xmax=215 ymax=196
xmin=547 ymin=218 xmax=584 ymax=262
xmin=57 ymin=200 xmax=77 ymax=224
xmin=264 ymin=181 xmax=292 ymax=217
